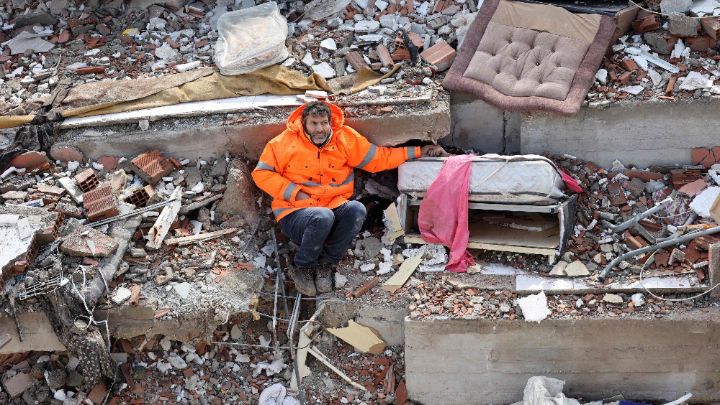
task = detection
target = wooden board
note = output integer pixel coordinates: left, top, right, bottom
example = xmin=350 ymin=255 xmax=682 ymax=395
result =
xmin=467 ymin=221 xmax=560 ymax=249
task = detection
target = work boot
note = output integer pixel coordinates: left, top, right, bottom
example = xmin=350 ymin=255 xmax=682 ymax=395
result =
xmin=288 ymin=267 xmax=317 ymax=296
xmin=315 ymin=263 xmax=334 ymax=293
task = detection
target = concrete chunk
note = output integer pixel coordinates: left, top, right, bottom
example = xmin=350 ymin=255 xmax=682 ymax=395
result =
xmin=60 ymin=226 xmax=119 ymax=257
xmin=2 ymin=372 xmax=33 ymax=398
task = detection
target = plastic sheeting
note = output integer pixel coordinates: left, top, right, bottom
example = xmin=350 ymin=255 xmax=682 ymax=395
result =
xmin=214 ymin=2 xmax=289 ymax=75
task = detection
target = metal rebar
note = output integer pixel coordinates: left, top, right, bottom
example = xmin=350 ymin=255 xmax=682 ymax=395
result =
xmin=599 ymin=225 xmax=720 ymax=281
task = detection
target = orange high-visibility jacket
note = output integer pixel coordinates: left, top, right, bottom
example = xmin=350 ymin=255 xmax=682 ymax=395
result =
xmin=251 ymin=102 xmax=421 ymax=221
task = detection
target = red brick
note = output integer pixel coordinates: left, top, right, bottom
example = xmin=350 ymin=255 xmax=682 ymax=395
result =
xmin=420 ymin=41 xmax=456 ymax=71
xmin=624 ymin=231 xmax=649 ymax=250
xmin=124 ymin=185 xmax=155 ymax=207
xmin=678 ymin=178 xmax=708 ymax=196
xmin=83 ymin=183 xmax=119 ymax=222
xmin=687 ymin=36 xmax=716 ymax=51
xmin=74 ymin=168 xmax=99 ymax=192
xmin=618 ymin=71 xmax=632 ymax=84
xmin=10 ymin=151 xmax=50 ymax=171
xmin=88 ymin=383 xmax=108 ymax=405
xmin=625 ymin=170 xmax=663 ymax=181
xmin=376 ymin=44 xmax=394 ymax=67
xmin=407 ymin=31 xmax=424 ymax=49
xmin=632 ymin=15 xmax=661 ymax=33
xmin=75 ymin=66 xmax=106 ymax=75
xmin=692 ymin=147 xmax=713 ymax=168
xmin=97 ymin=155 xmax=119 ymax=171
xmin=345 ymin=51 xmax=370 ymax=72
xmin=701 ymin=17 xmax=720 ymax=40
xmin=57 ymin=30 xmax=71 ymax=43
xmin=131 ymin=151 xmax=174 ymax=185
xmin=622 ymin=58 xmax=639 ymax=71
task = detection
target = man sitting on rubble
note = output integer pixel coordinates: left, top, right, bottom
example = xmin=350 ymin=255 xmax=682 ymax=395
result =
xmin=252 ymin=101 xmax=446 ymax=296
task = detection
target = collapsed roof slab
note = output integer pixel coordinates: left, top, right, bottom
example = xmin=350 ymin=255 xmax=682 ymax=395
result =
xmin=53 ymin=92 xmax=451 ymax=162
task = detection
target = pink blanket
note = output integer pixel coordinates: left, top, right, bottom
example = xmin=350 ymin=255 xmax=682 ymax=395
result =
xmin=418 ymin=155 xmax=475 ymax=272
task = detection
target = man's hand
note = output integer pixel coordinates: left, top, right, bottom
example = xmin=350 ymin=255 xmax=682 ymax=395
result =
xmin=421 ymin=145 xmax=449 ymax=157
xmin=296 ymin=191 xmax=310 ymax=200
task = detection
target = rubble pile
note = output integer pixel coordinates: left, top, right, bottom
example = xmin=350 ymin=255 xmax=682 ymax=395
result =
xmin=589 ymin=2 xmax=720 ymax=104
xmin=0 ymin=0 xmax=471 ymax=117
xmin=556 ymin=154 xmax=720 ymax=283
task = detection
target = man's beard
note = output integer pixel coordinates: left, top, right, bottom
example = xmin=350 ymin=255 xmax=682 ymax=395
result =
xmin=305 ymin=127 xmax=332 ymax=147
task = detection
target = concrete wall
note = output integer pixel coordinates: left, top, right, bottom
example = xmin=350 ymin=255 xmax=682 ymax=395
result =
xmin=405 ymin=309 xmax=720 ymax=404
xmin=521 ymin=99 xmax=720 ymax=168
xmin=446 ymin=91 xmax=521 ymax=154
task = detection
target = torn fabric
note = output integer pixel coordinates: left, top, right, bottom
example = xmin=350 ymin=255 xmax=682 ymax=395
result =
xmin=417 ymin=155 xmax=475 ymax=272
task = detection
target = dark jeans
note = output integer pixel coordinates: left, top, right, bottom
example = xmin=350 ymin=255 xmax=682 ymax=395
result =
xmin=279 ymin=201 xmax=367 ymax=268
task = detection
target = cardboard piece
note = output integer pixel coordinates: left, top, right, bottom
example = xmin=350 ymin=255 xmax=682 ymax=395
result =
xmin=326 ymin=320 xmax=386 ymax=354
xmin=382 ymin=253 xmax=423 ymax=293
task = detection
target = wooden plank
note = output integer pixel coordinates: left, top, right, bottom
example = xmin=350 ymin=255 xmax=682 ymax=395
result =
xmin=164 ymin=227 xmax=238 ymax=246
xmin=404 ymin=235 xmax=557 ymax=256
xmin=0 ymin=312 xmax=66 ymax=354
xmin=467 ymin=221 xmax=560 ymax=249
xmin=146 ymin=187 xmax=182 ymax=250
xmin=383 ymin=253 xmax=423 ymax=293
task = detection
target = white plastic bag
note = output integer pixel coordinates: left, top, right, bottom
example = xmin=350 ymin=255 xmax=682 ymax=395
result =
xmin=213 ymin=2 xmax=289 ymax=75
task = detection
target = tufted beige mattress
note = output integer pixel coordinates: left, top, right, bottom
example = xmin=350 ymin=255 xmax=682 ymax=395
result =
xmin=443 ymin=0 xmax=615 ymax=115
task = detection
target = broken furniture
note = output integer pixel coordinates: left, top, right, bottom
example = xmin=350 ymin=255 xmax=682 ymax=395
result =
xmin=442 ymin=0 xmax=615 ymax=115
xmin=397 ymin=155 xmax=576 ymax=262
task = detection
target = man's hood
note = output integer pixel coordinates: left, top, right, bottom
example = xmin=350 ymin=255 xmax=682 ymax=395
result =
xmin=286 ymin=102 xmax=345 ymax=145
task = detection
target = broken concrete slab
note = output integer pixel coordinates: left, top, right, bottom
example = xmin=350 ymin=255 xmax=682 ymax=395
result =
xmin=60 ymin=226 xmax=119 ymax=257
xmin=2 ymin=371 xmax=33 ymax=398
xmin=405 ymin=308 xmax=720 ymax=404
xmin=55 ymin=94 xmax=451 ymax=161
xmin=2 ymin=31 xmax=55 ymax=55
xmin=564 ymin=260 xmax=590 ymax=277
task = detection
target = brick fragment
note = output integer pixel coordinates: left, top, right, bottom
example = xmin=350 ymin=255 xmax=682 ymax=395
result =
xmin=131 ymin=151 xmax=174 ymax=185
xmin=376 ymin=44 xmax=394 ymax=67
xmin=345 ymin=51 xmax=370 ymax=71
xmin=88 ymin=383 xmax=108 ymax=405
xmin=687 ymin=35 xmax=716 ymax=51
xmin=407 ymin=31 xmax=424 ymax=48
xmin=75 ymin=66 xmax=106 ymax=75
xmin=625 ymin=170 xmax=663 ymax=181
xmin=691 ymin=147 xmax=715 ymax=168
xmin=632 ymin=15 xmax=661 ymax=33
xmin=10 ymin=151 xmax=50 ymax=171
xmin=622 ymin=58 xmax=639 ymax=71
xmin=618 ymin=71 xmax=632 ymax=84
xmin=420 ymin=41 xmax=456 ymax=71
xmin=75 ymin=168 xmax=100 ymax=192
xmin=124 ymin=185 xmax=155 ymax=207
xmin=83 ymin=183 xmax=119 ymax=222
xmin=701 ymin=17 xmax=720 ymax=39
xmin=678 ymin=178 xmax=707 ymax=196
xmin=624 ymin=231 xmax=649 ymax=250
xmin=670 ymin=168 xmax=703 ymax=188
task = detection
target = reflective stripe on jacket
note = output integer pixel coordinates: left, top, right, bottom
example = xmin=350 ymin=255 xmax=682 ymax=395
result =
xmin=251 ymin=102 xmax=421 ymax=221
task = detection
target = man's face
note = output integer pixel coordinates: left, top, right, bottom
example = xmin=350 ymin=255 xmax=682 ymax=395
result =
xmin=304 ymin=113 xmax=332 ymax=145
